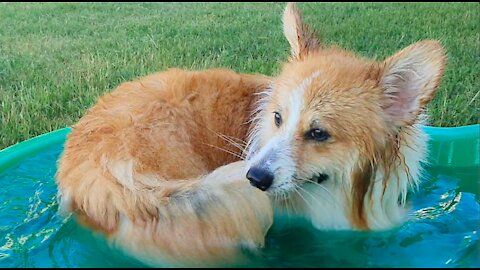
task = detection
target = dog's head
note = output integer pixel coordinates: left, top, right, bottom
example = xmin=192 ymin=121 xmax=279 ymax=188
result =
xmin=246 ymin=3 xmax=446 ymax=229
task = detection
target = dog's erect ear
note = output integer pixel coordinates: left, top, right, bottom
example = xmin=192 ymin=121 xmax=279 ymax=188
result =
xmin=379 ymin=40 xmax=446 ymax=128
xmin=283 ymin=2 xmax=321 ymax=61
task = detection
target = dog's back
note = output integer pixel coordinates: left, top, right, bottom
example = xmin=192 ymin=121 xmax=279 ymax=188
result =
xmin=56 ymin=68 xmax=273 ymax=266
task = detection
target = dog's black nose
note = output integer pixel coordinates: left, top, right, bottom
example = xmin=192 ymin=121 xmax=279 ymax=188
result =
xmin=246 ymin=167 xmax=274 ymax=191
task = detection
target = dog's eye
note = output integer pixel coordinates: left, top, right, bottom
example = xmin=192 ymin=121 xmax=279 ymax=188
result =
xmin=274 ymin=112 xmax=282 ymax=127
xmin=306 ymin=128 xmax=330 ymax=142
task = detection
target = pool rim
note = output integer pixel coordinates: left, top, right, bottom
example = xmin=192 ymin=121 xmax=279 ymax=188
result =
xmin=0 ymin=124 xmax=478 ymax=172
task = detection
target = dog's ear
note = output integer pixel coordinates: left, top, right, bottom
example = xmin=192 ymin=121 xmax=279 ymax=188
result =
xmin=379 ymin=40 xmax=446 ymax=128
xmin=283 ymin=2 xmax=321 ymax=61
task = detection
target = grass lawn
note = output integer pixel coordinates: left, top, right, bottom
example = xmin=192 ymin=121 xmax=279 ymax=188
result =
xmin=0 ymin=2 xmax=478 ymax=150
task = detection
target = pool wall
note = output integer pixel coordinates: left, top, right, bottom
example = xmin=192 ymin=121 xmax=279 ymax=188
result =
xmin=0 ymin=125 xmax=479 ymax=173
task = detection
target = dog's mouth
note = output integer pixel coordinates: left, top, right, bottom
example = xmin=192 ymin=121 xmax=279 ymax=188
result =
xmin=266 ymin=172 xmax=329 ymax=197
xmin=265 ymin=181 xmax=295 ymax=197
xmin=309 ymin=173 xmax=329 ymax=184
xmin=292 ymin=172 xmax=328 ymax=185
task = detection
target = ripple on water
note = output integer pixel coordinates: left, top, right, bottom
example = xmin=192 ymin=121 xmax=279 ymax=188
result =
xmin=0 ymin=144 xmax=478 ymax=267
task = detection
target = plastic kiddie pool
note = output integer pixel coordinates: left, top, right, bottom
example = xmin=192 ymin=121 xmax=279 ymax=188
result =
xmin=0 ymin=125 xmax=478 ymax=267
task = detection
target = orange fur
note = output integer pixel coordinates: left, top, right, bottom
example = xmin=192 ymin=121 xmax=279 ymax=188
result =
xmin=56 ymin=69 xmax=273 ymax=266
xmin=57 ymin=2 xmax=447 ymax=266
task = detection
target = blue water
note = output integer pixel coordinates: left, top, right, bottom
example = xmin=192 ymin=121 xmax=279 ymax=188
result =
xmin=0 ymin=143 xmax=478 ymax=267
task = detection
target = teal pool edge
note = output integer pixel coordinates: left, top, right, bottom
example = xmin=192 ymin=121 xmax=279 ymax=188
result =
xmin=0 ymin=125 xmax=478 ymax=172
xmin=0 ymin=127 xmax=72 ymax=172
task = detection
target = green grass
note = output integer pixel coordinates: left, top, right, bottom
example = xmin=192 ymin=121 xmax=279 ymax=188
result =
xmin=0 ymin=2 xmax=478 ymax=150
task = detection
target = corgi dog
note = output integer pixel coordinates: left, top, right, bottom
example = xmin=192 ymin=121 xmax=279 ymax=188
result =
xmin=56 ymin=1 xmax=447 ymax=267
xmin=55 ymin=69 xmax=274 ymax=267
xmin=245 ymin=3 xmax=446 ymax=231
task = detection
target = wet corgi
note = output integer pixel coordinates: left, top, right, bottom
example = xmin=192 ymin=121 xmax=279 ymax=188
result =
xmin=56 ymin=1 xmax=447 ymax=266
xmin=56 ymin=69 xmax=274 ymax=267
xmin=245 ymin=3 xmax=446 ymax=231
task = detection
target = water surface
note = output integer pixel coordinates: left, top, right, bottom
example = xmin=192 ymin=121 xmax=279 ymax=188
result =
xmin=0 ymin=144 xmax=478 ymax=267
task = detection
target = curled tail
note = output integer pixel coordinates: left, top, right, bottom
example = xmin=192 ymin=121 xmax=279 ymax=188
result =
xmin=56 ymin=151 xmax=273 ymax=266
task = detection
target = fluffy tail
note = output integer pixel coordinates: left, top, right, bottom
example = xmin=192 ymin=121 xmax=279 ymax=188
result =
xmin=56 ymin=156 xmax=273 ymax=267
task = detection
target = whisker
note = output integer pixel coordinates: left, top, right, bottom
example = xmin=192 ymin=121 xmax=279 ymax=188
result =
xmin=213 ymin=131 xmax=246 ymax=149
xmin=282 ymin=192 xmax=292 ymax=219
xmin=294 ymin=184 xmax=328 ymax=210
xmin=201 ymin=126 xmax=249 ymax=158
xmin=215 ymin=131 xmax=247 ymax=148
xmin=300 ymin=178 xmax=336 ymax=201
xmin=295 ymin=181 xmax=342 ymax=210
xmin=288 ymin=189 xmax=300 ymax=215
xmin=201 ymin=143 xmax=244 ymax=160
xmin=292 ymin=183 xmax=315 ymax=211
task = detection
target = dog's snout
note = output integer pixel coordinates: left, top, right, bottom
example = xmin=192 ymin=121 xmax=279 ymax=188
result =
xmin=246 ymin=167 xmax=274 ymax=191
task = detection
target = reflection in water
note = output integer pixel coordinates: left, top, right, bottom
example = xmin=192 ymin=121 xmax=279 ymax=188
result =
xmin=0 ymin=144 xmax=478 ymax=267
xmin=415 ymin=190 xmax=462 ymax=220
